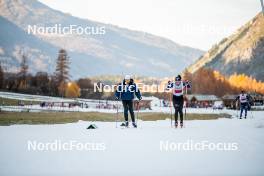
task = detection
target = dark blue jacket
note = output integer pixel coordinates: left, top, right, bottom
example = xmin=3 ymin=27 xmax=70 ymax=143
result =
xmin=115 ymin=79 xmax=141 ymax=100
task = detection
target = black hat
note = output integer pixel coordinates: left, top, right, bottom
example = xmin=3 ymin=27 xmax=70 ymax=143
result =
xmin=175 ymin=75 xmax=182 ymax=81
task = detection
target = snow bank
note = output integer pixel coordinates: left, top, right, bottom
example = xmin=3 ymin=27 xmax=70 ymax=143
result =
xmin=0 ymin=111 xmax=264 ymax=176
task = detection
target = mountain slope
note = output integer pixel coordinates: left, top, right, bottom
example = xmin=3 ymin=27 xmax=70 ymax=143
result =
xmin=0 ymin=0 xmax=203 ymax=79
xmin=0 ymin=16 xmax=59 ymax=73
xmin=188 ymin=13 xmax=264 ymax=81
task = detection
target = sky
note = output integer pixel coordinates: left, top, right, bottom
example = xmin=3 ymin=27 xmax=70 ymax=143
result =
xmin=38 ymin=0 xmax=261 ymax=50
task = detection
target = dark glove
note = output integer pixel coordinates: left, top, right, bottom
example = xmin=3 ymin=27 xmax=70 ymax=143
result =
xmin=139 ymin=97 xmax=142 ymax=101
xmin=115 ymin=97 xmax=119 ymax=100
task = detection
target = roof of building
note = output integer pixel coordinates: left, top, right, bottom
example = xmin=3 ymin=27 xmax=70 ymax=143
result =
xmin=141 ymin=96 xmax=159 ymax=101
xmin=186 ymin=94 xmax=220 ymax=101
xmin=222 ymin=95 xmax=237 ymax=100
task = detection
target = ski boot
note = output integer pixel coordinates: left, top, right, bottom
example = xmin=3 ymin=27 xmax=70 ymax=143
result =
xmin=120 ymin=121 xmax=129 ymax=127
xmin=132 ymin=122 xmax=137 ymax=128
xmin=175 ymin=121 xmax=178 ymax=128
xmin=180 ymin=121 xmax=183 ymax=128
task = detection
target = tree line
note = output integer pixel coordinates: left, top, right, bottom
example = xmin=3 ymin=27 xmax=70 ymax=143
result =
xmin=0 ymin=49 xmax=263 ymax=99
xmin=0 ymin=49 xmax=103 ymax=99
xmin=182 ymin=68 xmax=264 ymax=96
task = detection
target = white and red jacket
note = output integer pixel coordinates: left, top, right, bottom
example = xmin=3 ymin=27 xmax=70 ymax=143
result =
xmin=167 ymin=81 xmax=189 ymax=96
xmin=236 ymin=93 xmax=249 ymax=104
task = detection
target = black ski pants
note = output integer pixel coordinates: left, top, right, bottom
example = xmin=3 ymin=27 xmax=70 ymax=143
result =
xmin=240 ymin=102 xmax=248 ymax=118
xmin=122 ymin=100 xmax=135 ymax=122
xmin=172 ymin=95 xmax=184 ymax=123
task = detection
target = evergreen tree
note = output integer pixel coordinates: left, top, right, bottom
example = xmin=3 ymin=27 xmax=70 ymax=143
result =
xmin=54 ymin=49 xmax=70 ymax=97
xmin=0 ymin=63 xmax=4 ymax=89
xmin=18 ymin=53 xmax=29 ymax=89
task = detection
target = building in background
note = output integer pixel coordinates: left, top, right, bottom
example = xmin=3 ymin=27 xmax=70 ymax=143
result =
xmin=185 ymin=94 xmax=222 ymax=108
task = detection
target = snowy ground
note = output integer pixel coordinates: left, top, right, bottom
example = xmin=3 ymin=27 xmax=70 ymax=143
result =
xmin=0 ymin=111 xmax=264 ymax=176
xmin=0 ymin=91 xmax=74 ymax=103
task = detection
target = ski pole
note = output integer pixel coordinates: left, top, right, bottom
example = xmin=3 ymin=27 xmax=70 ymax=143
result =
xmin=184 ymin=84 xmax=188 ymax=128
xmin=169 ymin=93 xmax=173 ymax=128
xmin=249 ymin=105 xmax=254 ymax=119
xmin=184 ymin=102 xmax=187 ymax=128
xmin=249 ymin=109 xmax=253 ymax=119
xmin=236 ymin=101 xmax=239 ymax=118
xmin=166 ymin=79 xmax=173 ymax=128
xmin=115 ymin=85 xmax=122 ymax=128
xmin=115 ymin=99 xmax=118 ymax=128
xmin=248 ymin=102 xmax=253 ymax=119
xmin=136 ymin=100 xmax=140 ymax=125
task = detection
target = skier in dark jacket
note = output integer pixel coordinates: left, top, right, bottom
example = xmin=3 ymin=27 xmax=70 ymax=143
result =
xmin=235 ymin=90 xmax=251 ymax=119
xmin=115 ymin=75 xmax=142 ymax=128
xmin=167 ymin=75 xmax=190 ymax=128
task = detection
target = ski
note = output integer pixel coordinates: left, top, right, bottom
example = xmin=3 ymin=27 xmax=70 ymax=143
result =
xmin=118 ymin=122 xmax=139 ymax=129
xmin=174 ymin=125 xmax=184 ymax=129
